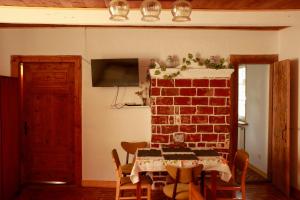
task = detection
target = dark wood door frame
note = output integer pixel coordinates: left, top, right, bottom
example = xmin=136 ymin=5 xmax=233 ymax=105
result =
xmin=229 ymin=54 xmax=278 ymax=179
xmin=10 ymin=55 xmax=82 ymax=186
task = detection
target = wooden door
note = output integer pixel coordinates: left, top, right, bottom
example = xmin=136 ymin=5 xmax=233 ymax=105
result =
xmin=16 ymin=56 xmax=82 ymax=185
xmin=0 ymin=76 xmax=20 ymax=200
xmin=271 ymin=60 xmax=290 ymax=196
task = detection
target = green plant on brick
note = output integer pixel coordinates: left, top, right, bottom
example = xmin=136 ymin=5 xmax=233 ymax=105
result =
xmin=150 ymin=53 xmax=233 ymax=79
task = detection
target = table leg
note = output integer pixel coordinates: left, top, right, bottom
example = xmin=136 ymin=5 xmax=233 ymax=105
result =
xmin=200 ymin=171 xmax=205 ymax=194
xmin=136 ymin=173 xmax=141 ymax=200
xmin=211 ymin=171 xmax=217 ymax=200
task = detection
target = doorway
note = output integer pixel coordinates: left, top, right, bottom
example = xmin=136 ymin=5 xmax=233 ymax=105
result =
xmin=11 ymin=56 xmax=82 ymax=186
xmin=237 ymin=64 xmax=269 ymax=182
xmin=230 ymin=55 xmax=295 ymax=197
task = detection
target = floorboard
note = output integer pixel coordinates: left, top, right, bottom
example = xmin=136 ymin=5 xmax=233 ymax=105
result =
xmin=15 ymin=183 xmax=294 ymax=200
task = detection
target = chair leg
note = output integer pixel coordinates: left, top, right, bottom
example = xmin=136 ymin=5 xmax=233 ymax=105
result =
xmin=147 ymin=185 xmax=152 ymax=200
xmin=115 ymin=182 xmax=120 ymax=200
xmin=241 ymin=186 xmax=246 ymax=200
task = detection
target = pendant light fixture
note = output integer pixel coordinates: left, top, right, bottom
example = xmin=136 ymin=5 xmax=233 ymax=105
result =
xmin=171 ymin=0 xmax=192 ymax=22
xmin=140 ymin=0 xmax=162 ymax=22
xmin=108 ymin=0 xmax=130 ymax=21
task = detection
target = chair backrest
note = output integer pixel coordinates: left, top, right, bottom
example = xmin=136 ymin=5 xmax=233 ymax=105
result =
xmin=121 ymin=141 xmax=148 ymax=164
xmin=189 ymin=182 xmax=204 ymax=200
xmin=166 ymin=164 xmax=203 ymax=184
xmin=112 ymin=149 xmax=122 ymax=179
xmin=232 ymin=149 xmax=249 ymax=186
xmin=166 ymin=165 xmax=203 ymax=200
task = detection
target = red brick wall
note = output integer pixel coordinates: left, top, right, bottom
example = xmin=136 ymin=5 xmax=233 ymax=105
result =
xmin=150 ymin=78 xmax=231 ymax=158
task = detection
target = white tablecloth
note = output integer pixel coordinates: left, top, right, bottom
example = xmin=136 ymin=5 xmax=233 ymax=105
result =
xmin=130 ymin=150 xmax=232 ymax=184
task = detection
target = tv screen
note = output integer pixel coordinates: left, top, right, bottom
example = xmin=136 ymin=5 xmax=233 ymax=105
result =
xmin=91 ymin=58 xmax=139 ymax=87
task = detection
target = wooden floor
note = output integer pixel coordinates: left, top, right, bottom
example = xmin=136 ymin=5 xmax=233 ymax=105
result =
xmin=15 ymin=183 xmax=295 ymax=200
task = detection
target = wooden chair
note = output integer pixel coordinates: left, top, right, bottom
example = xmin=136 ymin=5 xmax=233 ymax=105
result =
xmin=120 ymin=141 xmax=148 ymax=175
xmin=189 ymin=182 xmax=204 ymax=200
xmin=163 ymin=164 xmax=204 ymax=200
xmin=206 ymin=149 xmax=249 ymax=200
xmin=112 ymin=149 xmax=152 ymax=200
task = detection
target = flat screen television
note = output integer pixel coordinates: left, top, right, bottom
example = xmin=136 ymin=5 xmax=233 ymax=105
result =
xmin=91 ymin=58 xmax=139 ymax=87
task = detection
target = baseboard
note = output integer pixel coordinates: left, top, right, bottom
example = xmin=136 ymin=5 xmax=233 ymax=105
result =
xmin=81 ymin=180 xmax=116 ymax=188
xmin=248 ymin=164 xmax=268 ymax=179
xmin=291 ymin=186 xmax=300 ymax=199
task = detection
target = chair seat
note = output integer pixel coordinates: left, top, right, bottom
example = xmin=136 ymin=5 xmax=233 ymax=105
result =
xmin=121 ymin=163 xmax=133 ymax=174
xmin=120 ymin=175 xmax=153 ymax=188
xmin=163 ymin=183 xmax=189 ymax=200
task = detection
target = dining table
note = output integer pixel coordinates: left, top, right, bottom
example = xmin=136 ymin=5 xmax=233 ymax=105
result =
xmin=130 ymin=147 xmax=232 ymax=200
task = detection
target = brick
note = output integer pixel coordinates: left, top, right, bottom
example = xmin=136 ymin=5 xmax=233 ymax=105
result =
xmin=185 ymin=134 xmax=201 ymax=142
xmin=152 ymin=125 xmax=157 ymax=133
xmin=157 ymin=106 xmax=174 ymax=115
xmin=151 ymin=106 xmax=156 ymax=114
xmin=197 ymin=88 xmax=213 ymax=96
xmin=157 ymin=126 xmax=161 ymax=133
xmin=197 ymin=125 xmax=213 ymax=132
xmin=214 ymin=125 xmax=230 ymax=133
xmin=180 ymin=106 xmax=196 ymax=114
xmin=154 ymin=182 xmax=165 ymax=189
xmin=181 ymin=116 xmax=191 ymax=124
xmin=197 ymin=143 xmax=206 ymax=148
xmin=227 ymin=79 xmax=231 ymax=87
xmin=169 ymin=116 xmax=175 ymax=124
xmin=192 ymin=115 xmax=208 ymax=124
xmin=210 ymin=79 xmax=227 ymax=87
xmin=153 ymin=176 xmax=167 ymax=181
xmin=226 ymin=98 xmax=231 ymax=106
xmin=151 ymin=143 xmax=159 ymax=148
xmin=192 ymin=97 xmax=208 ymax=105
xmin=151 ymin=134 xmax=169 ymax=143
xmin=219 ymin=134 xmax=226 ymax=142
xmin=152 ymin=116 xmax=168 ymax=124
xmin=197 ymin=106 xmax=213 ymax=114
xmin=151 ymin=88 xmax=160 ymax=96
xmin=175 ymin=79 xmax=191 ymax=87
xmin=226 ymin=116 xmax=231 ymax=124
xmin=180 ymin=125 xmax=196 ymax=133
xmin=188 ymin=143 xmax=196 ymax=147
xmin=156 ymin=97 xmax=173 ymax=105
xmin=214 ymin=107 xmax=230 ymax=115
xmin=161 ymin=125 xmax=179 ymax=134
xmin=209 ymin=97 xmax=226 ymax=106
xmin=206 ymin=143 xmax=217 ymax=148
xmin=151 ymin=79 xmax=157 ymax=87
xmin=215 ymin=88 xmax=230 ymax=96
xmin=175 ymin=106 xmax=180 ymax=114
xmin=157 ymin=79 xmax=174 ymax=87
xmin=161 ymin=88 xmax=179 ymax=96
xmin=180 ymin=88 xmax=196 ymax=96
xmin=202 ymin=134 xmax=218 ymax=142
xmin=193 ymin=79 xmax=209 ymax=87
xmin=209 ymin=116 xmax=225 ymax=124
xmin=174 ymin=97 xmax=191 ymax=105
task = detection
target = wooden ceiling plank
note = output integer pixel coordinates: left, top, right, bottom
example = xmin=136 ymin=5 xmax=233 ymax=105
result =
xmin=0 ymin=23 xmax=289 ymax=30
xmin=1 ymin=0 xmax=300 ymax=9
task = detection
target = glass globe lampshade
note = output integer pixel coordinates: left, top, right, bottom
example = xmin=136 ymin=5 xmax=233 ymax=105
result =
xmin=171 ymin=0 xmax=192 ymax=22
xmin=140 ymin=0 xmax=162 ymax=22
xmin=109 ymin=0 xmax=130 ymax=21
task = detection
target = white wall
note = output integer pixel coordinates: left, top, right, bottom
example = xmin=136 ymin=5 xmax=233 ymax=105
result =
xmin=279 ymin=26 xmax=300 ymax=190
xmin=0 ymin=28 xmax=278 ymax=181
xmin=245 ymin=64 xmax=269 ymax=174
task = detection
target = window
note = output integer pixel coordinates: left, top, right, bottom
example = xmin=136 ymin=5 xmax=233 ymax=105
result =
xmin=238 ymin=66 xmax=246 ymax=121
